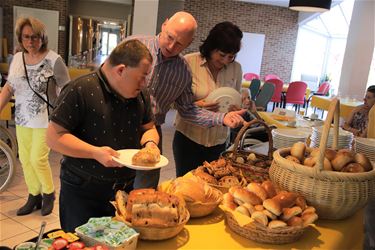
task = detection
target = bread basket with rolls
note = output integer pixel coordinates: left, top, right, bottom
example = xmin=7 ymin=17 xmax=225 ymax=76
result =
xmin=112 ymin=189 xmax=190 ymax=240
xmin=222 ymin=119 xmax=274 ymax=183
xmin=221 ymin=180 xmax=317 ymax=244
xmin=192 ymin=158 xmax=247 ymax=193
xmin=270 ymin=98 xmax=375 ymax=220
xmin=159 ymin=175 xmax=223 ymax=218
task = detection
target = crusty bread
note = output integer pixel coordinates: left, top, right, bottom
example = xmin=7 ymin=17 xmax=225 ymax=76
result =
xmin=295 ymin=195 xmax=307 ymax=210
xmin=281 ymin=206 xmax=302 ymax=221
xmin=286 ymin=216 xmax=303 ymax=227
xmin=285 ymin=155 xmax=301 ymax=164
xmin=341 ymin=163 xmax=365 ymax=173
xmin=235 ymin=205 xmax=250 ymax=217
xmin=301 ymin=212 xmax=318 ymax=227
xmin=268 ymin=220 xmax=287 ymax=229
xmin=272 ymin=191 xmax=298 ymax=209
xmin=354 ymin=153 xmax=373 ymax=171
xmin=242 ymin=203 xmax=256 ymax=215
xmin=263 ymin=209 xmax=277 ymax=220
xmin=263 ymin=198 xmax=282 ymax=216
xmin=310 ymin=148 xmax=337 ymax=161
xmin=331 ymin=151 xmax=355 ymax=171
xmin=218 ymin=176 xmax=240 ymax=188
xmin=132 ymin=147 xmax=160 ymax=166
xmin=194 ymin=170 xmax=218 ymax=185
xmin=247 ymin=182 xmax=268 ymax=201
xmin=125 ymin=188 xmax=186 ymax=227
xmin=290 ymin=142 xmax=306 ymax=162
xmin=232 ymin=188 xmax=262 ymax=206
xmin=251 ymin=211 xmax=268 ymax=227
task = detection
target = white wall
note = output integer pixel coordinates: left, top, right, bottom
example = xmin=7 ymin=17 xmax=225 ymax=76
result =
xmin=132 ymin=0 xmax=159 ymax=35
xmin=338 ymin=0 xmax=375 ymax=98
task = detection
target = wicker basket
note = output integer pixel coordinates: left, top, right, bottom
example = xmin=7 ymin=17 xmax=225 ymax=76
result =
xmin=186 ymin=200 xmax=221 ymax=218
xmin=224 ymin=211 xmax=305 ymax=244
xmin=270 ymin=98 xmax=375 ymax=220
xmin=118 ymin=209 xmax=190 ymax=240
xmin=223 ymin=119 xmax=274 ymax=183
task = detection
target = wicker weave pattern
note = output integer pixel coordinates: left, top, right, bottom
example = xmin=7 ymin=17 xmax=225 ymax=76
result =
xmin=225 ymin=211 xmax=305 ymax=244
xmin=269 ymin=98 xmax=375 ymax=220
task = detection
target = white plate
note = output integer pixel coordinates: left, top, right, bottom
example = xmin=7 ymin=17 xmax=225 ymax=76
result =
xmin=205 ymin=87 xmax=241 ymax=113
xmin=112 ymin=149 xmax=169 ymax=170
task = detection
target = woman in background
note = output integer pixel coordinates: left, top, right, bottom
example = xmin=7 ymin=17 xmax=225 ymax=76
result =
xmin=0 ymin=17 xmax=70 ymax=216
xmin=173 ymin=21 xmax=244 ymax=177
xmin=342 ymin=85 xmax=375 ymax=137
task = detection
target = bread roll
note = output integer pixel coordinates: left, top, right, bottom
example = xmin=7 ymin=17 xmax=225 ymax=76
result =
xmin=115 ymin=190 xmax=128 ymax=219
xmin=247 ymin=183 xmax=268 ymax=201
xmin=285 ymin=155 xmax=301 ymax=164
xmin=303 ymin=157 xmax=316 ymax=167
xmin=223 ymin=200 xmax=237 ymax=210
xmin=261 ymin=180 xmax=277 ymax=199
xmin=304 ymin=156 xmax=332 ymax=171
xmin=272 ymin=192 xmax=298 ymax=209
xmin=233 ymin=188 xmax=262 ymax=206
xmin=281 ymin=206 xmax=302 ymax=221
xmin=263 ymin=199 xmax=282 ymax=216
xmin=291 ymin=142 xmax=306 ymax=162
xmin=235 ymin=205 xmax=250 ymax=217
xmin=301 ymin=212 xmax=318 ymax=227
xmin=302 ymin=206 xmax=316 ymax=216
xmin=251 ymin=211 xmax=268 ymax=227
xmin=310 ymin=148 xmax=337 ymax=161
xmin=263 ymin=209 xmax=277 ymax=220
xmin=169 ymin=177 xmax=206 ymax=202
xmin=341 ymin=163 xmax=365 ymax=173
xmin=331 ymin=151 xmax=355 ymax=171
xmin=254 ymin=204 xmax=264 ymax=211
xmin=194 ymin=171 xmax=218 ymax=185
xmin=242 ymin=203 xmax=256 ymax=215
xmin=223 ymin=193 xmax=234 ymax=204
xmin=354 ymin=153 xmax=373 ymax=172
xmin=286 ymin=216 xmax=303 ymax=227
xmin=295 ymin=196 xmax=307 ymax=210
xmin=268 ymin=220 xmax=287 ymax=229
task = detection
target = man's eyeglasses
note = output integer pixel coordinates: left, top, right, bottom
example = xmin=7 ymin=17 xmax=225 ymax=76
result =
xmin=22 ymin=34 xmax=41 ymax=41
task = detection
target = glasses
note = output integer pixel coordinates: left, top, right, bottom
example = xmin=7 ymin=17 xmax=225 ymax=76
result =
xmin=22 ymin=34 xmax=41 ymax=41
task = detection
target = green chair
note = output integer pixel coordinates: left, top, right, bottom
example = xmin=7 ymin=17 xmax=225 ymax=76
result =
xmin=249 ymin=79 xmax=261 ymax=100
xmin=255 ymin=82 xmax=275 ymax=111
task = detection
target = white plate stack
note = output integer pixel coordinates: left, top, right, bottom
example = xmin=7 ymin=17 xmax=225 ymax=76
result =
xmin=310 ymin=126 xmax=353 ymax=149
xmin=272 ymin=128 xmax=311 ymax=149
xmin=355 ymin=137 xmax=375 ymax=162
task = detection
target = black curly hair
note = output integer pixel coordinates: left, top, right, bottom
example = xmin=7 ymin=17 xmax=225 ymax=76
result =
xmin=199 ymin=21 xmax=243 ymax=59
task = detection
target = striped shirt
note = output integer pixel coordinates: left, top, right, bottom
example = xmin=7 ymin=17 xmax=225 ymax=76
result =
xmin=125 ymin=35 xmax=225 ymax=127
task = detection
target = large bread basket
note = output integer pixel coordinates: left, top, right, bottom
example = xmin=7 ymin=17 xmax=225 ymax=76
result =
xmin=222 ymin=119 xmax=274 ymax=183
xmin=270 ymin=98 xmax=375 ymax=219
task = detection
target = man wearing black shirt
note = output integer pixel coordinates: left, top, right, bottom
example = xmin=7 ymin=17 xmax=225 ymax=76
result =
xmin=46 ymin=40 xmax=159 ymax=232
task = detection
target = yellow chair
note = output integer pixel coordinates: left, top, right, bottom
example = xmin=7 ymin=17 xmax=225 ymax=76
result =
xmin=68 ymin=68 xmax=92 ymax=80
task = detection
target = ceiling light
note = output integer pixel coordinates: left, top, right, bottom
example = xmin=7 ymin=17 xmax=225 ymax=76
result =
xmin=289 ymin=0 xmax=332 ymax=12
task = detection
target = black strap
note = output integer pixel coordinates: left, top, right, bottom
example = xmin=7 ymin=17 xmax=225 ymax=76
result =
xmin=22 ymin=52 xmax=54 ymax=109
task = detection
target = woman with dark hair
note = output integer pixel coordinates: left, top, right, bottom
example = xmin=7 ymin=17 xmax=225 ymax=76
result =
xmin=342 ymin=85 xmax=375 ymax=137
xmin=173 ymin=21 xmax=245 ymax=176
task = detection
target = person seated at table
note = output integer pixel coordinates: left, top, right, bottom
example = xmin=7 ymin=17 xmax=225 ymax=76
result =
xmin=173 ymin=21 xmax=244 ymax=177
xmin=342 ymin=85 xmax=375 ymax=137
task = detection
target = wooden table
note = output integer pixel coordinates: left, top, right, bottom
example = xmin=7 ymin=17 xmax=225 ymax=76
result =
xmin=136 ymin=208 xmax=364 ymax=249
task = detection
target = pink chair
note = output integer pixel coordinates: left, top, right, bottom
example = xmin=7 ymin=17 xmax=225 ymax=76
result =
xmin=264 ymin=74 xmax=281 ymax=82
xmin=244 ymin=73 xmax=260 ymax=81
xmin=284 ymin=81 xmax=307 ymax=111
xmin=266 ymin=78 xmax=284 ymax=110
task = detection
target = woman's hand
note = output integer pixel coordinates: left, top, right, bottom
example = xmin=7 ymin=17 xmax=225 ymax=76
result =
xmin=195 ymin=99 xmax=220 ymax=112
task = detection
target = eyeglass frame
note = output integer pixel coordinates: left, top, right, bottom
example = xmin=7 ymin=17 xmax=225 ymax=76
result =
xmin=21 ymin=34 xmax=41 ymax=41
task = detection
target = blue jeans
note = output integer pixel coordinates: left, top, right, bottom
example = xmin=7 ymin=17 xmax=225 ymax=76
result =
xmin=133 ymin=125 xmax=162 ymax=189
xmin=364 ymin=198 xmax=375 ymax=250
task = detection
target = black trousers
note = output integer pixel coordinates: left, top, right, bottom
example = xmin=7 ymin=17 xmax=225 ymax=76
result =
xmin=59 ymin=166 xmax=133 ymax=232
xmin=172 ymin=130 xmax=226 ymax=177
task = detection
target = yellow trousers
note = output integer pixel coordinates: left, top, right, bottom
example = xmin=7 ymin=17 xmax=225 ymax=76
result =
xmin=16 ymin=126 xmax=54 ymax=195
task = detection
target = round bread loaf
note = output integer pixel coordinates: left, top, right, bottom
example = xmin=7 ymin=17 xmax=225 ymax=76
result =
xmin=272 ymin=191 xmax=298 ymax=209
xmin=281 ymin=206 xmax=302 ymax=221
xmin=263 ymin=198 xmax=282 ymax=216
xmin=290 ymin=142 xmax=306 ymax=162
xmin=301 ymin=212 xmax=318 ymax=227
xmin=303 ymin=156 xmax=316 ymax=167
xmin=331 ymin=151 xmax=355 ymax=171
xmin=310 ymin=148 xmax=337 ymax=161
xmin=354 ymin=153 xmax=373 ymax=172
xmin=341 ymin=163 xmax=365 ymax=173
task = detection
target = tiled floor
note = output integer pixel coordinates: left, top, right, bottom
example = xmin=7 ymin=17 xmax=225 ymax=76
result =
xmin=0 ymin=110 xmax=177 ymax=248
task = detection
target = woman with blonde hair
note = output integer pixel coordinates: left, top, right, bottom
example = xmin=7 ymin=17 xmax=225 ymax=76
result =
xmin=0 ymin=17 xmax=70 ymax=215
